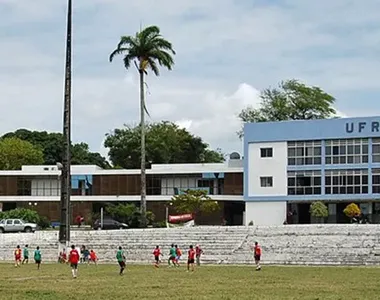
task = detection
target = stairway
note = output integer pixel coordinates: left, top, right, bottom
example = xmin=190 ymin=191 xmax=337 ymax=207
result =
xmin=1 ymin=225 xmax=380 ymax=265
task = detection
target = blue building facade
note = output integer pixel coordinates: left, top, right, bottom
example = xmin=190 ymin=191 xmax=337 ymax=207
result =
xmin=243 ymin=116 xmax=380 ymax=225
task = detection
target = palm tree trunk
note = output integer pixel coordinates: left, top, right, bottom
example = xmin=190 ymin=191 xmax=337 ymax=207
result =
xmin=139 ymin=70 xmax=147 ymax=227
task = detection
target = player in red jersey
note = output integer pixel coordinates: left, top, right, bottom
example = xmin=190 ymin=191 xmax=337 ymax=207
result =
xmin=187 ymin=245 xmax=196 ymax=272
xmin=14 ymin=245 xmax=22 ymax=267
xmin=252 ymin=241 xmax=262 ymax=271
xmin=89 ymin=250 xmax=98 ymax=266
xmin=152 ymin=246 xmax=162 ymax=268
xmin=69 ymin=245 xmax=80 ymax=278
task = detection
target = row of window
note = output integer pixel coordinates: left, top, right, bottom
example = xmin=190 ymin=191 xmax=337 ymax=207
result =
xmin=259 ymin=169 xmax=380 ymax=195
xmin=260 ymin=138 xmax=380 ymax=166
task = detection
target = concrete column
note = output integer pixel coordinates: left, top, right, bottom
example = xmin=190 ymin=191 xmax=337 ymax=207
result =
xmin=328 ymin=203 xmax=337 ymax=223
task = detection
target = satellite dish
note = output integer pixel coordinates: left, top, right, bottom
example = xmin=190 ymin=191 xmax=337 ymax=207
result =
xmin=229 ymin=152 xmax=241 ymax=160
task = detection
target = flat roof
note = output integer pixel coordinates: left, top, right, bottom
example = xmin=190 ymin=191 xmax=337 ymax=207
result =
xmin=244 ymin=116 xmax=380 ymax=143
xmin=0 ymin=162 xmax=243 ymax=176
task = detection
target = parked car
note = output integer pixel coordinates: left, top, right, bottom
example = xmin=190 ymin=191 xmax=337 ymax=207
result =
xmin=0 ymin=219 xmax=38 ymax=233
xmin=93 ymin=218 xmax=128 ymax=230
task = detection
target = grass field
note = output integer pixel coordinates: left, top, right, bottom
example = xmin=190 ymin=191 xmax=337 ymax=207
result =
xmin=1 ymin=263 xmax=380 ymax=300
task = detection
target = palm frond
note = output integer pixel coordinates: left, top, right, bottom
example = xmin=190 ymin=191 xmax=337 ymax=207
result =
xmin=118 ymin=36 xmax=138 ymax=49
xmin=147 ymin=58 xmax=160 ymax=76
xmin=148 ymin=50 xmax=175 ymax=70
xmin=139 ymin=25 xmax=160 ymax=41
xmin=109 ymin=47 xmax=129 ymax=62
xmin=122 ymin=54 xmax=133 ymax=70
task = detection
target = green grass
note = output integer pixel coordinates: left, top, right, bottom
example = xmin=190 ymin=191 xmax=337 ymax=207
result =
xmin=1 ymin=263 xmax=380 ymax=299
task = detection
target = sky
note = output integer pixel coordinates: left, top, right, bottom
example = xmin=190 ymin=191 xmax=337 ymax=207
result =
xmin=1 ymin=0 xmax=380 ymax=159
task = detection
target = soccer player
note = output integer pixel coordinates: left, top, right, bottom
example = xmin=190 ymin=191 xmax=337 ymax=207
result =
xmin=22 ymin=245 xmax=29 ymax=264
xmin=116 ymin=246 xmax=126 ymax=275
xmin=69 ymin=245 xmax=80 ymax=278
xmin=195 ymin=245 xmax=204 ymax=266
xmin=34 ymin=246 xmax=42 ymax=270
xmin=175 ymin=245 xmax=182 ymax=266
xmin=168 ymin=244 xmax=176 ymax=267
xmin=83 ymin=247 xmax=90 ymax=265
xmin=187 ymin=245 xmax=195 ymax=272
xmin=153 ymin=246 xmax=162 ymax=268
xmin=14 ymin=245 xmax=22 ymax=267
xmin=253 ymin=241 xmax=262 ymax=271
xmin=90 ymin=250 xmax=98 ymax=266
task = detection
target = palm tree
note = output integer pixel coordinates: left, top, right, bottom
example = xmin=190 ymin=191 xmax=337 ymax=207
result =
xmin=109 ymin=25 xmax=175 ymax=227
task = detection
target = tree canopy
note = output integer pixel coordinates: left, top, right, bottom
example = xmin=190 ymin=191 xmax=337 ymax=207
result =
xmin=238 ymin=79 xmax=337 ymax=137
xmin=171 ymin=189 xmax=220 ymax=220
xmin=2 ymin=129 xmax=110 ymax=168
xmin=104 ymin=121 xmax=224 ymax=169
xmin=0 ymin=137 xmax=44 ymax=170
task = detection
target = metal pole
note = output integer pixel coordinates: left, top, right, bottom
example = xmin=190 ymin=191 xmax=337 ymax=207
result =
xmin=100 ymin=207 xmax=104 ymax=229
xmin=59 ymin=0 xmax=72 ymax=245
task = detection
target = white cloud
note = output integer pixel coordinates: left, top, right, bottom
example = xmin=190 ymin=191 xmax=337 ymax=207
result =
xmin=1 ymin=0 xmax=380 ymax=159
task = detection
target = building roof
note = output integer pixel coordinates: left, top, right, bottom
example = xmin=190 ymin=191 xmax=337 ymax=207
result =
xmin=0 ymin=162 xmax=243 ymax=176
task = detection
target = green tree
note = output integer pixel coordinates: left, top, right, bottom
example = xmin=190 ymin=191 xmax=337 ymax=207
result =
xmin=238 ymin=79 xmax=337 ymax=137
xmin=109 ymin=25 xmax=176 ymax=227
xmin=309 ymin=201 xmax=328 ymax=223
xmin=104 ymin=121 xmax=224 ymax=169
xmin=2 ymin=129 xmax=110 ymax=168
xmin=0 ymin=137 xmax=44 ymax=170
xmin=343 ymin=203 xmax=361 ymax=221
xmin=171 ymin=189 xmax=220 ymax=224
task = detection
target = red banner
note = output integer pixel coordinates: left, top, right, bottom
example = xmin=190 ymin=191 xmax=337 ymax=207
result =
xmin=168 ymin=214 xmax=193 ymax=223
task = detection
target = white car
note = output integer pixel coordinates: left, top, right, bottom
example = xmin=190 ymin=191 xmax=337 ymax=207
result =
xmin=0 ymin=219 xmax=38 ymax=233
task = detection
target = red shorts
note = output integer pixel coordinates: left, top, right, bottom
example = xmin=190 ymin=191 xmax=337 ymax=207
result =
xmin=15 ymin=256 xmax=21 ymax=261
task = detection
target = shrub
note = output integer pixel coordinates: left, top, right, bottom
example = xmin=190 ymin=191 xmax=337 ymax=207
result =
xmin=309 ymin=201 xmax=328 ymax=218
xmin=343 ymin=203 xmax=361 ymax=219
xmin=105 ymin=203 xmax=155 ymax=228
xmin=153 ymin=220 xmax=167 ymax=228
xmin=0 ymin=208 xmax=50 ymax=229
xmin=37 ymin=216 xmax=51 ymax=229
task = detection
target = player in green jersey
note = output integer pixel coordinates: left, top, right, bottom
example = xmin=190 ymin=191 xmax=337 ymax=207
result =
xmin=34 ymin=246 xmax=42 ymax=270
xmin=116 ymin=246 xmax=126 ymax=275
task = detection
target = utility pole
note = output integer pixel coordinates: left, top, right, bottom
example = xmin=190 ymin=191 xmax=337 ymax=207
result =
xmin=59 ymin=0 xmax=72 ymax=246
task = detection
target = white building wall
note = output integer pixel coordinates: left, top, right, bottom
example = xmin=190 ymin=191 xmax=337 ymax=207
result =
xmin=160 ymin=177 xmax=198 ymax=195
xmin=245 ymin=201 xmax=287 ymax=225
xmin=31 ymin=179 xmax=60 ymax=196
xmin=247 ymin=142 xmax=287 ymax=196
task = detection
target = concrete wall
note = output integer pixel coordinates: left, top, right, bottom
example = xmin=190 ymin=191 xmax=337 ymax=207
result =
xmin=247 ymin=142 xmax=287 ymax=196
xmin=245 ymin=201 xmax=286 ymax=225
xmin=2 ymin=225 xmax=380 ymax=265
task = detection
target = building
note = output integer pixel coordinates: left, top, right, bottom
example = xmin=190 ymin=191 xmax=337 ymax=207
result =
xmin=0 ymin=160 xmax=244 ymax=226
xmin=2 ymin=116 xmax=380 ymax=226
xmin=244 ymin=116 xmax=380 ymax=225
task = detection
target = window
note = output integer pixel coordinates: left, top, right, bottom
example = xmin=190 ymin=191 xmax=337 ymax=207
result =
xmin=260 ymin=177 xmax=273 ymax=187
xmin=372 ymin=168 xmax=380 ymax=193
xmin=287 ymin=170 xmax=321 ymax=195
xmin=14 ymin=220 xmax=21 ymax=225
xmin=325 ymin=169 xmax=368 ymax=195
xmin=6 ymin=220 xmax=12 ymax=225
xmin=325 ymin=139 xmax=368 ymax=165
xmin=260 ymin=148 xmax=273 ymax=158
xmin=287 ymin=141 xmax=322 ymax=165
xmin=372 ymin=138 xmax=380 ymax=163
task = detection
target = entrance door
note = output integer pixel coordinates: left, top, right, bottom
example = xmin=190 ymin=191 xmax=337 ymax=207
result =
xmin=297 ymin=203 xmax=311 ymax=224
